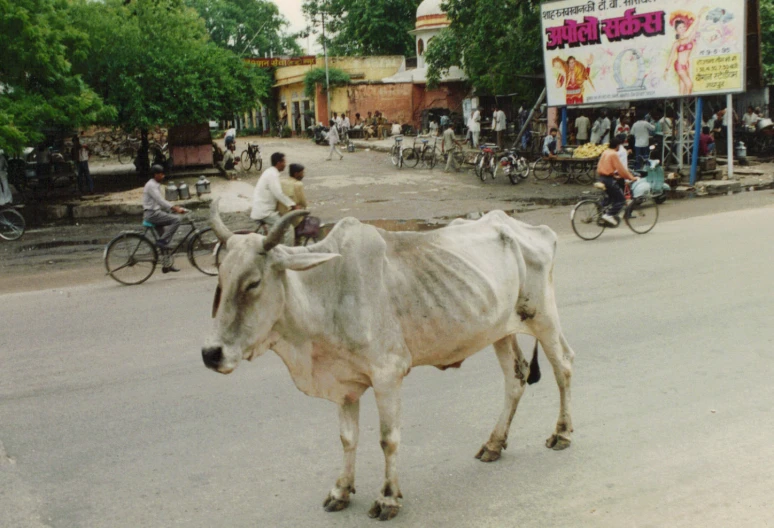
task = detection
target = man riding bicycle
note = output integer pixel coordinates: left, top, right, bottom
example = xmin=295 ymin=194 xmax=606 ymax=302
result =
xmin=251 ymin=152 xmax=298 ymax=246
xmin=596 ymin=136 xmax=638 ymax=227
xmin=143 ymin=164 xmax=187 ymax=273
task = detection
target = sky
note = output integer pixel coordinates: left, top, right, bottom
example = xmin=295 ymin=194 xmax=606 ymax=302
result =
xmin=270 ymin=0 xmax=312 ymax=53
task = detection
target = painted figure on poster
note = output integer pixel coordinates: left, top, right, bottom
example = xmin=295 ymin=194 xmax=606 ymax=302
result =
xmin=553 ymin=56 xmax=595 ymax=105
xmin=663 ymin=7 xmax=708 ymax=95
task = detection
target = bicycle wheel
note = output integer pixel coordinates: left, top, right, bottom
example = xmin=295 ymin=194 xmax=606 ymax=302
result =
xmin=104 ymin=233 xmax=157 ymax=285
xmin=624 ymin=196 xmax=659 ymax=235
xmin=453 ymin=150 xmax=466 ymax=170
xmin=424 ymin=147 xmax=438 ymax=169
xmin=487 ymin=155 xmax=497 ymax=179
xmin=240 ymin=150 xmax=253 ymax=171
xmin=117 ymin=146 xmax=136 ymax=165
xmin=571 ymin=200 xmax=606 ymax=241
xmin=517 ymin=158 xmax=531 ymax=180
xmin=389 ymin=146 xmax=400 ymax=166
xmin=254 ymin=156 xmax=263 ymax=172
xmin=0 ymin=208 xmax=25 ymax=241
xmin=402 ymin=148 xmax=420 ymax=168
xmin=187 ymin=227 xmax=220 ymax=276
xmin=532 ymin=158 xmax=552 ymax=180
xmin=474 ymin=154 xmax=486 ymax=181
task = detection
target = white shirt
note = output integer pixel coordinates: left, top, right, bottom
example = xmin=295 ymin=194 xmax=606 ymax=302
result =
xmin=335 ymin=116 xmax=343 ymax=127
xmin=590 ymin=119 xmax=603 ymax=144
xmin=143 ymin=179 xmax=172 ymax=212
xmin=600 ymin=117 xmax=611 ymax=144
xmin=631 ymin=120 xmax=656 ymax=148
xmin=469 ymin=110 xmax=481 ymax=132
xmin=327 ymin=125 xmax=340 ymax=145
xmin=251 ymin=167 xmax=295 ymax=220
xmin=575 ymin=116 xmax=590 ymax=140
xmin=225 ymin=127 xmax=236 ymax=138
xmin=78 ymin=145 xmax=89 ymax=162
xmin=743 ymin=112 xmax=759 ymax=127
xmin=494 ymin=110 xmax=507 ymax=131
xmin=0 ymin=153 xmax=11 ymax=206
xmin=617 ymin=145 xmax=628 ymax=168
xmin=343 ymin=116 xmax=350 ymax=129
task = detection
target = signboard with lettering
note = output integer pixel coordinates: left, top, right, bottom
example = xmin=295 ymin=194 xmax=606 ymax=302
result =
xmin=245 ymin=56 xmax=317 ymax=68
xmin=540 ymin=0 xmax=746 ymax=106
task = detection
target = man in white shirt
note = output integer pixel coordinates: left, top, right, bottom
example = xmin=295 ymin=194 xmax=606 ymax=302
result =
xmin=630 ymin=116 xmax=656 ymax=169
xmin=742 ymin=106 xmax=759 ymax=130
xmin=600 ymin=113 xmax=611 ymax=145
xmin=493 ymin=107 xmax=507 ymax=149
xmin=0 ymin=150 xmax=12 ymax=206
xmin=224 ymin=126 xmax=237 ymax=148
xmin=143 ymin=165 xmax=187 ymax=272
xmin=575 ymin=113 xmax=590 ymax=145
xmin=469 ymin=107 xmax=481 ymax=147
xmin=590 ymin=114 xmax=603 ymax=144
xmin=251 ymin=152 xmax=297 ymax=246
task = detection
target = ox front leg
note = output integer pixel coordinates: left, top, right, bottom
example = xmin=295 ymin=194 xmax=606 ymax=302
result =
xmin=476 ymin=335 xmax=528 ymax=462
xmin=324 ymin=400 xmax=360 ymax=513
xmin=535 ymin=325 xmax=575 ymax=451
xmin=368 ymin=383 xmax=403 ymax=521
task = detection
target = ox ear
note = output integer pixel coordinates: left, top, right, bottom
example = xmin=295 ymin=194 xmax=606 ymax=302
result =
xmin=272 ymin=252 xmax=341 ymax=272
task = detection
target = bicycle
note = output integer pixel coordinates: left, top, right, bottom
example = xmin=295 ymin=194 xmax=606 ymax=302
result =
xmin=389 ymin=136 xmax=407 ymax=169
xmin=443 ymin=143 xmax=467 ymax=172
xmin=570 ymin=179 xmax=659 ymax=241
xmin=103 ymin=211 xmax=219 ymax=285
xmin=474 ymin=144 xmax=499 ymax=182
xmin=402 ymin=136 xmax=438 ymax=169
xmin=240 ymin=142 xmax=263 ymax=172
xmin=117 ymin=137 xmax=142 ymax=165
xmin=0 ymin=205 xmax=25 ymax=241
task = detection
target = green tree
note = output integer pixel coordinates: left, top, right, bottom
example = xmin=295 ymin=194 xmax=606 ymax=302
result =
xmin=761 ymin=0 xmax=774 ymax=83
xmin=303 ymin=67 xmax=351 ymax=98
xmin=0 ymin=0 xmax=112 ymax=154
xmin=67 ymin=0 xmax=271 ymax=169
xmin=425 ymin=0 xmax=543 ymax=97
xmin=303 ymin=0 xmax=421 ymax=56
xmin=185 ymin=0 xmax=301 ymax=57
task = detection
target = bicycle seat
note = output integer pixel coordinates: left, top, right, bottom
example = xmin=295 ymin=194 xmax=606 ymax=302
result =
xmin=394 ymin=136 xmax=403 ymax=141
xmin=420 ymin=139 xmax=429 ymax=144
xmin=142 ymin=220 xmax=155 ymax=228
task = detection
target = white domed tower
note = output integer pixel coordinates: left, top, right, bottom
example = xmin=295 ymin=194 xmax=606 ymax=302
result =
xmin=411 ymin=0 xmax=450 ymax=69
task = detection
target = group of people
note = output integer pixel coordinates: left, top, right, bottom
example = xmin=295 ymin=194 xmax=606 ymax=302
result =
xmin=141 ymin=151 xmax=308 ymax=272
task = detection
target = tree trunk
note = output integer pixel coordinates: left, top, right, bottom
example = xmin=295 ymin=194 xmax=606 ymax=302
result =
xmin=136 ymin=128 xmax=150 ymax=178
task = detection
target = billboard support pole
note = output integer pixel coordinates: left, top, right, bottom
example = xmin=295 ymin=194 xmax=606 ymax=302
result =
xmin=561 ymin=107 xmax=568 ymax=147
xmin=677 ymin=100 xmax=685 ymax=171
xmin=690 ymin=97 xmax=703 ymax=186
xmin=726 ymin=94 xmax=735 ymax=180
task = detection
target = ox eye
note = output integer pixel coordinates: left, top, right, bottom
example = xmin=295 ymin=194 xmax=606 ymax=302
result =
xmin=245 ymin=280 xmax=261 ymax=292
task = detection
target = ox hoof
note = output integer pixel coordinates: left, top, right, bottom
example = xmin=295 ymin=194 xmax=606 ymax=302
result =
xmin=323 ymin=487 xmax=354 ymax=513
xmin=545 ymin=434 xmax=572 ymax=450
xmin=474 ymin=444 xmax=502 ymax=463
xmin=368 ymin=499 xmax=401 ymax=521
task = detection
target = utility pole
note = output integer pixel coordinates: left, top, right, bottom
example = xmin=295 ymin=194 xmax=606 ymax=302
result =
xmin=321 ymin=7 xmax=331 ymax=123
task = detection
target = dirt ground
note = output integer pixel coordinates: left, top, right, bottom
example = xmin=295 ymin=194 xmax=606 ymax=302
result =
xmin=2 ymin=136 xmax=773 ymax=293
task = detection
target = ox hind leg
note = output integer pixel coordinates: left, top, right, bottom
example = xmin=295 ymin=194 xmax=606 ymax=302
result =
xmin=368 ymin=381 xmax=404 ymax=521
xmin=323 ymin=400 xmax=360 ymax=512
xmin=531 ymin=314 xmax=575 ymax=450
xmin=475 ymin=334 xmax=531 ymax=462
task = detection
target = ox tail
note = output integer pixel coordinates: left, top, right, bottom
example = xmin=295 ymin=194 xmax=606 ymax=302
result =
xmin=527 ymin=340 xmax=541 ymax=385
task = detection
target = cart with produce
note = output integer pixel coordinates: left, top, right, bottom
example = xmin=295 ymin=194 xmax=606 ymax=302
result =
xmin=532 ymin=142 xmax=607 ymax=184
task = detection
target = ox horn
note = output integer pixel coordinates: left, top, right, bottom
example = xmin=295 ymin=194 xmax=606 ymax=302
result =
xmin=262 ymin=210 xmax=309 ymax=252
xmin=210 ymin=198 xmax=234 ymax=243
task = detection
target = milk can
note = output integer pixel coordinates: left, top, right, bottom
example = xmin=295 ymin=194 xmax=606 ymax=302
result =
xmin=178 ymin=182 xmax=191 ymax=200
xmin=195 ymin=175 xmax=211 ymax=195
xmin=735 ymin=141 xmax=747 ymax=160
xmin=165 ymin=182 xmax=179 ymax=201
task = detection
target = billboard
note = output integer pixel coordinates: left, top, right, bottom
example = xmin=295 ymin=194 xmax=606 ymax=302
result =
xmin=540 ymin=0 xmax=746 ymax=107
xmin=245 ymin=56 xmax=317 ymax=68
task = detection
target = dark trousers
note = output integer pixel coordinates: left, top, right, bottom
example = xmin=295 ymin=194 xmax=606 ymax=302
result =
xmin=77 ymin=161 xmax=93 ymax=193
xmin=634 ymin=146 xmax=650 ymax=169
xmin=144 ymin=210 xmax=180 ymax=246
xmin=599 ymin=176 xmax=625 ymax=216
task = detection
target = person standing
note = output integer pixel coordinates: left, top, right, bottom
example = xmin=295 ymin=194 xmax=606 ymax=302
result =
xmin=251 ymin=152 xmax=297 ymax=247
xmin=441 ymin=123 xmax=462 ymax=173
xmin=325 ymin=119 xmax=344 ymax=161
xmin=631 ymin=115 xmax=656 ymax=169
xmin=600 ymin=112 xmax=611 ymax=145
xmin=74 ymin=133 xmax=94 ymax=194
xmin=469 ymin=106 xmax=481 ymax=148
xmin=143 ymin=164 xmax=187 ymax=272
xmin=0 ymin=150 xmax=11 ymax=206
xmin=493 ymin=107 xmax=507 ymax=149
xmin=575 ymin=113 xmax=591 ymax=145
xmin=428 ymin=119 xmax=439 ymax=137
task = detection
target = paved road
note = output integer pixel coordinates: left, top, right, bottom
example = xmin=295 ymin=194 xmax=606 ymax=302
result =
xmin=1 ymin=205 xmax=773 ymax=527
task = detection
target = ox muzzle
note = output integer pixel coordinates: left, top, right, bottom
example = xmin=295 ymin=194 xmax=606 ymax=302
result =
xmin=202 ymin=346 xmax=224 ymax=371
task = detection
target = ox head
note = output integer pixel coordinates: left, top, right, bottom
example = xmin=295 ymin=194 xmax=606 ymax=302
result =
xmin=202 ymin=200 xmax=340 ymax=374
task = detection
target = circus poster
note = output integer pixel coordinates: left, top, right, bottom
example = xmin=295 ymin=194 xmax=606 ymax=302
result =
xmin=540 ymin=0 xmax=746 ymax=107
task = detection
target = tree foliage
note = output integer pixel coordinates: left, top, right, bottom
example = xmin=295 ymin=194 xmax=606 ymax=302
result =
xmin=185 ymin=0 xmax=301 ymax=57
xmin=0 ymin=0 xmax=112 ymax=154
xmin=302 ymin=0 xmax=421 ymax=56
xmin=761 ymin=0 xmax=774 ymax=83
xmin=303 ymin=68 xmax=351 ymax=98
xmin=425 ymin=0 xmax=543 ymax=97
xmin=67 ymin=0 xmax=271 ymax=132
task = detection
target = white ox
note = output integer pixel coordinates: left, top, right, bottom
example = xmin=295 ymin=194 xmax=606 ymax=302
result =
xmin=203 ymin=203 xmax=575 ymax=521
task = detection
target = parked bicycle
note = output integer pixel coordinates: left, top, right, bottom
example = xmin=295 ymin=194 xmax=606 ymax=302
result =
xmin=240 ymin=142 xmax=263 ymax=172
xmin=402 ymin=136 xmax=438 ymax=169
xmin=389 ymin=135 xmax=408 ymax=169
xmin=103 ymin=211 xmax=218 ymax=285
xmin=570 ymin=180 xmax=659 ymax=241
xmin=474 ymin=143 xmax=500 ymax=182
xmin=0 ymin=205 xmax=25 ymax=241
